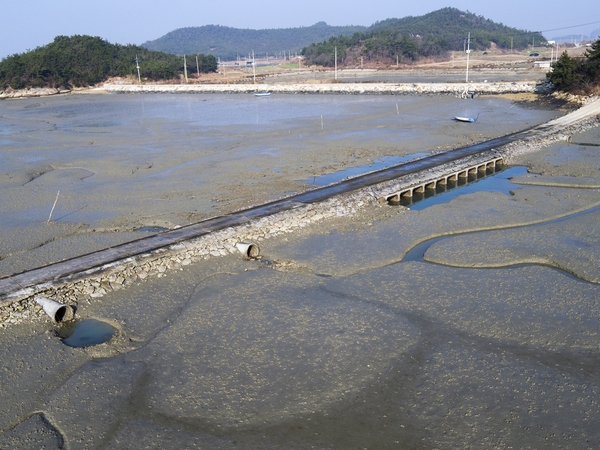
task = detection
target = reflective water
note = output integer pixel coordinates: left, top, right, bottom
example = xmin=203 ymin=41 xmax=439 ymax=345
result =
xmin=398 ymin=166 xmax=529 ymax=210
xmin=58 ymin=319 xmax=116 ymax=348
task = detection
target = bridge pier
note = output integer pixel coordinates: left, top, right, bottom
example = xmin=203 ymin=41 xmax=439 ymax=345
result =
xmin=385 ymin=157 xmax=504 ymax=205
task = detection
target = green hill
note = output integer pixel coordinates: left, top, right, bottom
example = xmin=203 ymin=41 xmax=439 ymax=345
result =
xmin=302 ymin=8 xmax=547 ymax=66
xmin=141 ymin=22 xmax=367 ymax=60
xmin=0 ymin=35 xmax=217 ymax=90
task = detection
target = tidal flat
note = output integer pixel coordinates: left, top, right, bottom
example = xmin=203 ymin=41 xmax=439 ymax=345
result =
xmin=0 ymin=94 xmax=599 ymax=448
xmin=0 ymin=93 xmax=560 ymax=276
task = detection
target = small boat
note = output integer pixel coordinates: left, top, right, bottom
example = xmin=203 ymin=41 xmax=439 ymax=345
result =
xmin=254 ymin=92 xmax=271 ymax=97
xmin=454 ymin=113 xmax=479 ymax=123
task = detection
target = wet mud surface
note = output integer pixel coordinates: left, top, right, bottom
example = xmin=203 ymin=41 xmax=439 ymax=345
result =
xmin=1 ymin=96 xmax=599 ymax=449
xmin=0 ymin=93 xmax=560 ymax=276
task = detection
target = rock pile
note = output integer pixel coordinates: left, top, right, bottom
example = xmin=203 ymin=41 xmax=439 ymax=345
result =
xmin=0 ymin=87 xmax=69 ymax=99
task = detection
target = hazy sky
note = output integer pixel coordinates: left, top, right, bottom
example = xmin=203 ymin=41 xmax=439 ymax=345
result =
xmin=2 ymin=0 xmax=599 ymax=59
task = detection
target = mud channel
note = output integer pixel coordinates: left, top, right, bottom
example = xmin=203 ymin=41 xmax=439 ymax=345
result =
xmin=0 ymin=94 xmax=599 ymax=448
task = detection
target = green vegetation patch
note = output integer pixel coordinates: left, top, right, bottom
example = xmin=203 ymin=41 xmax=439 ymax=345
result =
xmin=142 ymin=22 xmax=367 ymax=60
xmin=0 ymin=35 xmax=217 ymax=90
xmin=301 ymin=7 xmax=545 ymax=67
xmin=547 ymin=40 xmax=600 ymax=95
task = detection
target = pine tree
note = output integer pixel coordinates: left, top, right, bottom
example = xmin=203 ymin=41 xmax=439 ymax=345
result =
xmin=547 ymin=51 xmax=580 ymax=91
xmin=582 ymin=39 xmax=600 ymax=84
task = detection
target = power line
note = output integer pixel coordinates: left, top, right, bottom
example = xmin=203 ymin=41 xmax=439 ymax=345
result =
xmin=538 ymin=19 xmax=600 ymax=34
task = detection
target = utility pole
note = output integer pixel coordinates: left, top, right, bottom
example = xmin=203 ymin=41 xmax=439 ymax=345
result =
xmin=196 ymin=55 xmax=200 ymax=77
xmin=135 ymin=55 xmax=141 ymax=83
xmin=334 ymin=46 xmax=338 ymax=80
xmin=252 ymin=50 xmax=256 ymax=83
xmin=465 ymin=32 xmax=471 ymax=82
xmin=183 ymin=55 xmax=188 ymax=82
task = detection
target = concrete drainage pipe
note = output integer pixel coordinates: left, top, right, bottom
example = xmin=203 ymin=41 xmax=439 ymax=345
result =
xmin=36 ymin=297 xmax=74 ymax=323
xmin=236 ymin=242 xmax=260 ymax=259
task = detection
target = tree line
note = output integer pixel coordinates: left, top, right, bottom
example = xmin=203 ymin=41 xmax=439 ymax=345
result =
xmin=547 ymin=40 xmax=600 ymax=95
xmin=301 ymin=7 xmax=546 ymax=67
xmin=0 ymin=35 xmax=217 ymax=90
xmin=142 ymin=22 xmax=367 ymax=61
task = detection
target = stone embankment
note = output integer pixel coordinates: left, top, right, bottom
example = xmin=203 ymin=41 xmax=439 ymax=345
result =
xmin=0 ymin=87 xmax=71 ymax=99
xmin=99 ymin=81 xmax=544 ymax=96
xmin=1 ymin=99 xmax=599 ymax=328
xmin=0 ymin=80 xmax=549 ymax=100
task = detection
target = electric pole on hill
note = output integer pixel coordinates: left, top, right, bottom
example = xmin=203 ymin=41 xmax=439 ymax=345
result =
xmin=135 ymin=55 xmax=141 ymax=83
xmin=183 ymin=55 xmax=188 ymax=83
xmin=334 ymin=47 xmax=338 ymax=81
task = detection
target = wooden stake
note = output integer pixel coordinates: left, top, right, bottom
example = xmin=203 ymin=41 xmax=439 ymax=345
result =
xmin=48 ymin=191 xmax=60 ymax=223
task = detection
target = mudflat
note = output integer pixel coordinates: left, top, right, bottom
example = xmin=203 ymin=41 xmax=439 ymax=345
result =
xmin=1 ymin=90 xmax=599 ymax=448
xmin=0 ymin=93 xmax=560 ymax=276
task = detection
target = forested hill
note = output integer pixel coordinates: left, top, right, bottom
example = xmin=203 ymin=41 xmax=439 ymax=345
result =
xmin=302 ymin=8 xmax=547 ymax=66
xmin=0 ymin=35 xmax=217 ymax=90
xmin=142 ymin=22 xmax=367 ymax=60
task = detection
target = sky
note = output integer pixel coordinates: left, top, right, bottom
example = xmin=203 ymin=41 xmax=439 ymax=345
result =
xmin=2 ymin=0 xmax=600 ymax=60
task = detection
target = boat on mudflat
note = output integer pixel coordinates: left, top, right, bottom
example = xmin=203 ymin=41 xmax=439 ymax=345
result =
xmin=454 ymin=114 xmax=478 ymax=123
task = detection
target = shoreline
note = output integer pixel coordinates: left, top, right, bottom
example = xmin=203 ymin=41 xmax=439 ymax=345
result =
xmin=3 ymin=80 xmax=590 ymax=109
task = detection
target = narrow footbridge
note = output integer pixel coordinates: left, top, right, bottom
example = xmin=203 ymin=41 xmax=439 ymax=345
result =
xmin=384 ymin=157 xmax=504 ymax=202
